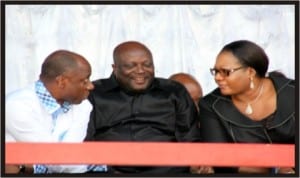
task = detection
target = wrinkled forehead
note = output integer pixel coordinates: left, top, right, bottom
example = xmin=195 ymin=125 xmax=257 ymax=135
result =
xmin=118 ymin=47 xmax=153 ymax=63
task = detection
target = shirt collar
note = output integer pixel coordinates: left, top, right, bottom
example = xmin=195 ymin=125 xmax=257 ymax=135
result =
xmin=35 ymin=80 xmax=71 ymax=114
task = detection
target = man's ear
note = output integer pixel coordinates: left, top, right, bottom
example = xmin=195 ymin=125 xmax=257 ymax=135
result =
xmin=55 ymin=75 xmax=66 ymax=89
xmin=112 ymin=64 xmax=117 ymax=75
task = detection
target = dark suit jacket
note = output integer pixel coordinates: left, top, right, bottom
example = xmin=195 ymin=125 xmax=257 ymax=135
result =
xmin=199 ymin=73 xmax=295 ymax=173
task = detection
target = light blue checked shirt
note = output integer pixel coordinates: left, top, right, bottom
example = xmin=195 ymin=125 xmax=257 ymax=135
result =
xmin=34 ymin=80 xmax=107 ymax=174
xmin=35 ymin=80 xmax=71 ymax=136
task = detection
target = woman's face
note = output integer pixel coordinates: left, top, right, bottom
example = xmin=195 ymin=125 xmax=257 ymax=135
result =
xmin=212 ymin=51 xmax=251 ymax=96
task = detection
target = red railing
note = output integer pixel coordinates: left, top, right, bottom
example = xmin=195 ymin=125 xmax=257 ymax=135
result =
xmin=5 ymin=142 xmax=295 ymax=167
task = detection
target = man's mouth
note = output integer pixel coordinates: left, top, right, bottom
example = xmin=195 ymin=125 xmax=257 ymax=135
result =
xmin=134 ymin=77 xmax=146 ymax=84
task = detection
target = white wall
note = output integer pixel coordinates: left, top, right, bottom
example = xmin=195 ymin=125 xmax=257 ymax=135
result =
xmin=5 ymin=5 xmax=295 ymax=95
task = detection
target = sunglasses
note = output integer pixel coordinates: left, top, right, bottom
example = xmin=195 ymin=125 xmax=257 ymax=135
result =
xmin=210 ymin=66 xmax=245 ymax=77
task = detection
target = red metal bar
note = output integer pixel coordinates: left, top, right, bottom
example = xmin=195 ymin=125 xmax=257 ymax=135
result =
xmin=5 ymin=142 xmax=295 ymax=167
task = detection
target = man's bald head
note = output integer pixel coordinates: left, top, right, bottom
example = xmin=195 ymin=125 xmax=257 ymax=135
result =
xmin=39 ymin=49 xmax=94 ymax=104
xmin=113 ymin=41 xmax=152 ymax=64
xmin=169 ymin=73 xmax=203 ymax=106
xmin=40 ymin=50 xmax=88 ymax=81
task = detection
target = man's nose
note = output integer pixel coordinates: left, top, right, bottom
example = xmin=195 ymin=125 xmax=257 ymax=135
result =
xmin=136 ymin=65 xmax=145 ymax=73
xmin=87 ymin=81 xmax=94 ymax=90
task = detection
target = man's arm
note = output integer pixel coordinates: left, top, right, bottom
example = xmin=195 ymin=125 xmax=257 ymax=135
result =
xmin=174 ymin=87 xmax=201 ymax=142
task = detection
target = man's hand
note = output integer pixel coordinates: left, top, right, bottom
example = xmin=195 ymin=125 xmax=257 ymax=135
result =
xmin=5 ymin=165 xmax=20 ymax=174
xmin=5 ymin=164 xmax=34 ymax=174
xmin=190 ymin=166 xmax=214 ymax=174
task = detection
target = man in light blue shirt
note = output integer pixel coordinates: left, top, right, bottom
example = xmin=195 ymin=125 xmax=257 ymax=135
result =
xmin=6 ymin=50 xmax=107 ymax=174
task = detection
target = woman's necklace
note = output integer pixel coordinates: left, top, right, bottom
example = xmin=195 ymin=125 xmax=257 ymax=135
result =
xmin=245 ymin=82 xmax=264 ymax=115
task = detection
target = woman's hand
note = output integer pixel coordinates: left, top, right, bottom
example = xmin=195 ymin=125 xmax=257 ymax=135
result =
xmin=277 ymin=167 xmax=295 ymax=174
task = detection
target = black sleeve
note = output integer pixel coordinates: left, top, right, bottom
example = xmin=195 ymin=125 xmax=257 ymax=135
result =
xmin=198 ymin=98 xmax=230 ymax=142
xmin=84 ymin=93 xmax=96 ymax=141
xmin=198 ymin=97 xmax=238 ymax=173
xmin=174 ymin=85 xmax=201 ymax=142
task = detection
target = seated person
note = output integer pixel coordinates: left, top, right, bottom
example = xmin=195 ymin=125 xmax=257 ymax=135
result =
xmin=169 ymin=72 xmax=203 ymax=110
xmin=5 ymin=50 xmax=107 ymax=174
xmin=199 ymin=40 xmax=295 ymax=174
xmin=85 ymin=41 xmax=201 ymax=174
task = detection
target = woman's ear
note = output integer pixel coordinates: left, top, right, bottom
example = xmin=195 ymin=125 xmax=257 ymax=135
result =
xmin=248 ymin=67 xmax=257 ymax=78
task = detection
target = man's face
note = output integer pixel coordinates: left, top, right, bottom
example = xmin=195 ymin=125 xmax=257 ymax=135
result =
xmin=113 ymin=48 xmax=154 ymax=92
xmin=62 ymin=61 xmax=94 ymax=104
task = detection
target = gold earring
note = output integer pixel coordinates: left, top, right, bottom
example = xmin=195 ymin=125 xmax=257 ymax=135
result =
xmin=250 ymin=77 xmax=254 ymax=89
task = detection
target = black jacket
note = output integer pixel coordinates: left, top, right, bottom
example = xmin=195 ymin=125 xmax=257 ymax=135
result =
xmin=85 ymin=74 xmax=200 ymax=174
xmin=199 ymin=74 xmax=295 ymax=144
xmin=198 ymin=74 xmax=295 ymax=174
